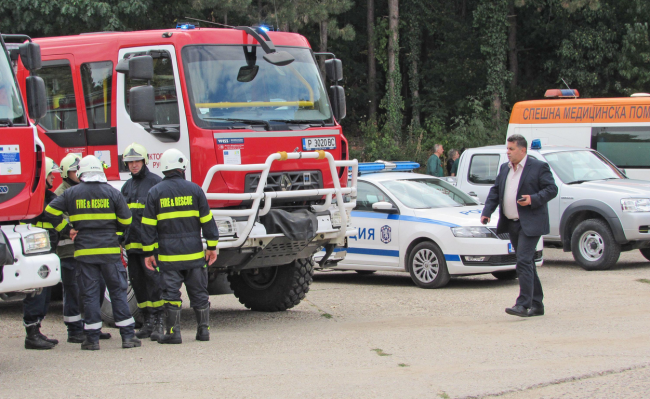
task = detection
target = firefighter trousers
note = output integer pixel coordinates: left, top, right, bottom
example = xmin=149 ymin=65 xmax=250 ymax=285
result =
xmin=78 ymin=260 xmax=135 ymax=342
xmin=128 ymin=254 xmax=163 ymax=315
xmin=162 ymin=267 xmax=209 ymax=309
xmin=23 ymin=287 xmax=51 ymax=326
xmin=61 ymin=258 xmax=83 ymax=335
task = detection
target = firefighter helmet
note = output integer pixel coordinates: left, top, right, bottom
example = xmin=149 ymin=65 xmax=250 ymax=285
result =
xmin=76 ymin=155 xmax=105 ymax=178
xmin=45 ymin=157 xmax=61 ymax=176
xmin=160 ymin=148 xmax=188 ymax=172
xmin=60 ymin=153 xmax=81 ymax=176
xmin=122 ymin=142 xmax=149 ymax=165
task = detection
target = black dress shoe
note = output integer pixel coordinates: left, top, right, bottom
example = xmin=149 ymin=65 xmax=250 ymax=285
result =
xmin=528 ymin=306 xmax=545 ymax=317
xmin=505 ymin=305 xmax=530 ymax=317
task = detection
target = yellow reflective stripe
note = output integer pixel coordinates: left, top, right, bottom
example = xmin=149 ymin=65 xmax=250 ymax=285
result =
xmin=70 ymin=213 xmax=116 ymax=222
xmin=164 ymin=300 xmax=181 ymax=307
xmin=157 ymin=210 xmax=199 ymax=220
xmin=207 ymin=240 xmax=219 ymax=247
xmin=117 ymin=216 xmax=132 ymax=225
xmin=128 ymin=203 xmax=146 ymax=209
xmin=158 ymin=251 xmax=204 ymax=262
xmin=54 ymin=220 xmax=68 ymax=232
xmin=125 ymin=242 xmax=158 ymax=251
xmin=74 ymin=247 xmax=121 ymax=257
xmin=141 ymin=217 xmax=157 ymax=226
xmin=137 ymin=300 xmax=165 ymax=308
xmin=45 ymin=205 xmax=63 ymax=216
xmin=116 ymin=231 xmax=123 ymax=236
xmin=151 ymin=300 xmax=164 ymax=308
xmin=35 ymin=222 xmax=55 ymax=229
xmin=142 ymin=243 xmax=158 ymax=251
xmin=200 ymin=214 xmax=213 ymax=223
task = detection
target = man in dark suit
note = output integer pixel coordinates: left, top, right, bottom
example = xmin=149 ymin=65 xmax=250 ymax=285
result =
xmin=481 ymin=135 xmax=558 ymax=317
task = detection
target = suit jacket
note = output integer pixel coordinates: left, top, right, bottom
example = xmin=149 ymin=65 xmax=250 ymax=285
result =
xmin=481 ymin=156 xmax=558 ymax=237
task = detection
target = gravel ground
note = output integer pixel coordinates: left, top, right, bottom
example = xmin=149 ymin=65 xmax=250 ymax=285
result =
xmin=1 ymin=248 xmax=650 ymax=398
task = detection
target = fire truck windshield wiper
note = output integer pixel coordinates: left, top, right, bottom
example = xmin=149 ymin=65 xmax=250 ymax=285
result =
xmin=0 ymin=118 xmax=14 ymax=127
xmin=270 ymin=119 xmax=326 ymax=126
xmin=204 ymin=117 xmax=270 ymax=130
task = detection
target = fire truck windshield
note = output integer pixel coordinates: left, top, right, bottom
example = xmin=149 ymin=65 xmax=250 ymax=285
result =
xmin=0 ymin=47 xmax=26 ymax=126
xmin=182 ymin=45 xmax=332 ymax=128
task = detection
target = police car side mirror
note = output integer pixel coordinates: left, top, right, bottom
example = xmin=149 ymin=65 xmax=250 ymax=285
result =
xmin=372 ymin=201 xmax=398 ymax=214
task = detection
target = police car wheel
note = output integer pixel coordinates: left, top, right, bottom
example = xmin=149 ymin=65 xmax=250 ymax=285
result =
xmin=491 ymin=270 xmax=518 ymax=280
xmin=228 ymin=257 xmax=315 ymax=312
xmin=640 ymin=249 xmax=650 ymax=262
xmin=407 ymin=242 xmax=450 ymax=289
xmin=571 ymin=219 xmax=620 ymax=271
xmin=355 ymin=270 xmax=376 ymax=275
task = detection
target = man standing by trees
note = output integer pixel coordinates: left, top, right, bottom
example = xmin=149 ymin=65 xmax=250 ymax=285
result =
xmin=426 ymin=144 xmax=444 ymax=177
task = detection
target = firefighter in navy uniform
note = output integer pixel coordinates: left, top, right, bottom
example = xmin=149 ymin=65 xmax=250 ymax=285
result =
xmin=20 ymin=158 xmax=63 ymax=350
xmin=141 ymin=149 xmax=219 ymax=344
xmin=120 ymin=143 xmax=164 ymax=340
xmin=45 ymin=155 xmax=141 ymax=350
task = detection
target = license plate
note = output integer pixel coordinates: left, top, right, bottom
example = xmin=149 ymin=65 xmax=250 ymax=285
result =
xmin=508 ymin=243 xmax=515 ymax=254
xmin=302 ymin=136 xmax=336 ymax=151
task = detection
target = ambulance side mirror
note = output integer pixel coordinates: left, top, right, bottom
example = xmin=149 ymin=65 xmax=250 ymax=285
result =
xmin=372 ymin=201 xmax=398 ymax=214
xmin=25 ymin=76 xmax=47 ymax=120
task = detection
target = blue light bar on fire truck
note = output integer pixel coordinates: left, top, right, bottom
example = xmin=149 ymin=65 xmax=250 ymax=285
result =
xmin=544 ymin=89 xmax=579 ymax=98
xmin=357 ymin=161 xmax=420 ymax=174
xmin=176 ymin=23 xmax=196 ymax=30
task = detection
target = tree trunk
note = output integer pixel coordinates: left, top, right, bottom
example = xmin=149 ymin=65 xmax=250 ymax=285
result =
xmin=508 ymin=1 xmax=518 ymax=92
xmin=367 ymin=0 xmax=377 ymax=119
xmin=258 ymin=0 xmax=262 ymax=22
xmin=408 ymin=23 xmax=421 ymax=128
xmin=387 ymin=0 xmax=399 ymax=98
xmin=319 ymin=20 xmax=329 ymax=78
xmin=224 ymin=10 xmax=228 ymax=26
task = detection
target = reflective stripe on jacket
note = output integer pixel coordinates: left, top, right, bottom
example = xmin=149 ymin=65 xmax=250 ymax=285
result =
xmin=54 ymin=179 xmax=77 ymax=259
xmin=121 ymin=166 xmax=162 ymax=254
xmin=44 ymin=181 xmax=132 ymax=264
xmin=141 ymin=172 xmax=219 ymax=271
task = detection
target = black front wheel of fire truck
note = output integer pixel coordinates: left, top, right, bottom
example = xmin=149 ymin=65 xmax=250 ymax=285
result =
xmin=228 ymin=258 xmax=315 ymax=312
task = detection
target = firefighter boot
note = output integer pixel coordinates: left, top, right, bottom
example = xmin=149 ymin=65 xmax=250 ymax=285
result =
xmin=150 ymin=310 xmax=164 ymax=342
xmin=25 ymin=324 xmax=55 ymax=350
xmin=37 ymin=330 xmax=59 ymax=346
xmin=122 ymin=336 xmax=142 ymax=349
xmin=194 ymin=304 xmax=210 ymax=342
xmin=135 ymin=309 xmax=154 ymax=339
xmin=158 ymin=307 xmax=182 ymax=344
xmin=80 ymin=339 xmax=100 ymax=351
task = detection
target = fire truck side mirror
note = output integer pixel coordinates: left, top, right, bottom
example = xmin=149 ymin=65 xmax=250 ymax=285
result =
xmin=325 ymin=59 xmax=343 ymax=82
xmin=25 ymin=76 xmax=47 ymax=120
xmin=19 ymin=42 xmax=41 ymax=71
xmin=116 ymin=55 xmax=153 ymax=80
xmin=329 ymin=85 xmax=346 ymax=121
xmin=129 ymin=85 xmax=155 ymax=124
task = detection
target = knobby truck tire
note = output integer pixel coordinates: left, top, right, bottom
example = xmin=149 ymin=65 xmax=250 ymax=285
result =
xmin=571 ymin=218 xmax=621 ymax=271
xmin=228 ymin=257 xmax=314 ymax=312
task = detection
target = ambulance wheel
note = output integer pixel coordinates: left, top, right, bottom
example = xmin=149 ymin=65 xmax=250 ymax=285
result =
xmin=407 ymin=241 xmax=450 ymax=289
xmin=491 ymin=270 xmax=518 ymax=280
xmin=355 ymin=270 xmax=376 ymax=275
xmin=228 ymin=257 xmax=314 ymax=312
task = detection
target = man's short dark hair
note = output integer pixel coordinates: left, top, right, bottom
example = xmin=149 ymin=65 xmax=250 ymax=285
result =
xmin=507 ymin=134 xmax=527 ymax=149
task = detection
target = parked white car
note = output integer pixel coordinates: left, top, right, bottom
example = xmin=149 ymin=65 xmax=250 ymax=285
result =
xmin=318 ymin=162 xmax=542 ymax=288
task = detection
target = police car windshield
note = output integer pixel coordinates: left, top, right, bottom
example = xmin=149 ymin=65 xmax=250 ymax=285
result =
xmin=382 ymin=178 xmax=477 ymax=209
xmin=543 ymin=150 xmax=624 ymax=184
xmin=0 ymin=47 xmax=26 ymax=126
xmin=181 ymin=45 xmax=332 ymax=128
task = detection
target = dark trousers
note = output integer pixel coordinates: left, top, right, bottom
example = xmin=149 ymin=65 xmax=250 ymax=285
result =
xmin=508 ymin=220 xmax=543 ymax=309
xmin=61 ymin=258 xmax=83 ymax=335
xmin=78 ymin=260 xmax=135 ymax=342
xmin=128 ymin=253 xmax=163 ymax=315
xmin=23 ymin=287 xmax=51 ymax=326
xmin=162 ymin=267 xmax=209 ymax=309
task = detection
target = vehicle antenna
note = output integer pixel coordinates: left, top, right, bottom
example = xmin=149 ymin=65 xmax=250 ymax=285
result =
xmin=560 ymin=78 xmax=578 ymax=99
xmin=182 ymin=17 xmax=235 ymax=29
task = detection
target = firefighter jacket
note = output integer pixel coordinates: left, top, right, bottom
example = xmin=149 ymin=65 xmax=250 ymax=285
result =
xmin=45 ymin=181 xmax=132 ymax=264
xmin=120 ymin=166 xmax=162 ymax=254
xmin=22 ymin=190 xmax=61 ymax=251
xmin=141 ymin=171 xmax=219 ymax=271
xmin=54 ymin=179 xmax=78 ymax=259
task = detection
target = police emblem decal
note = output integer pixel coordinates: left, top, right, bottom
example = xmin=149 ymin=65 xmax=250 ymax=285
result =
xmin=380 ymin=225 xmax=391 ymax=244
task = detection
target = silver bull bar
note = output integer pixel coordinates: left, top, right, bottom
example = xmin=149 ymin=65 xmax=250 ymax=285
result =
xmin=201 ymin=151 xmax=358 ymax=249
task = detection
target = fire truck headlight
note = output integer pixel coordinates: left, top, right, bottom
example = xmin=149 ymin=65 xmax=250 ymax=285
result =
xmin=23 ymin=232 xmax=51 ymax=254
xmin=214 ymin=218 xmax=235 ymax=236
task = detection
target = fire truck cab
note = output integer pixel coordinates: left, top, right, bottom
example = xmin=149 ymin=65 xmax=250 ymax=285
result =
xmin=17 ymin=26 xmax=357 ymax=312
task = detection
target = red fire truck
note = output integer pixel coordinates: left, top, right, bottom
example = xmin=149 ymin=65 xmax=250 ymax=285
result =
xmin=1 ymin=34 xmax=61 ymax=297
xmin=16 ymin=25 xmax=357 ymax=314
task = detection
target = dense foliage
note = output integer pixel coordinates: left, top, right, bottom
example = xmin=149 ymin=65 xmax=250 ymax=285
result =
xmin=2 ymin=0 xmax=650 ymax=168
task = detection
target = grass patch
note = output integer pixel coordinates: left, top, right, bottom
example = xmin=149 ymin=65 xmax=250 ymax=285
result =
xmin=438 ymin=392 xmax=450 ymax=399
xmin=321 ymin=313 xmax=333 ymax=319
xmin=371 ymin=348 xmax=391 ymax=357
xmin=398 ymin=363 xmax=409 ymax=367
xmin=637 ymin=279 xmax=650 ymax=284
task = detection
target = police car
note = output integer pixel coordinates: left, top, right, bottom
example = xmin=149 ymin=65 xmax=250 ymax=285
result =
xmin=321 ymin=161 xmax=543 ymax=288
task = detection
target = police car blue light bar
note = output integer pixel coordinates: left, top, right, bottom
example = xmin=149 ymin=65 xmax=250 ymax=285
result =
xmin=357 ymin=161 xmax=420 ymax=174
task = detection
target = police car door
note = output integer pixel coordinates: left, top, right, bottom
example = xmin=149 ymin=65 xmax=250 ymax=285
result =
xmin=116 ymin=46 xmax=191 ymax=180
xmin=346 ymin=181 xmax=400 ymax=267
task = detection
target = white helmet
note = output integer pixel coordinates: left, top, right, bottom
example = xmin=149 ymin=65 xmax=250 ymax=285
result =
xmin=160 ymin=148 xmax=188 ymax=172
xmin=45 ymin=157 xmax=62 ymax=176
xmin=76 ymin=155 xmax=106 ymax=178
xmin=122 ymin=142 xmax=149 ymax=165
xmin=60 ymin=153 xmax=81 ymax=176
